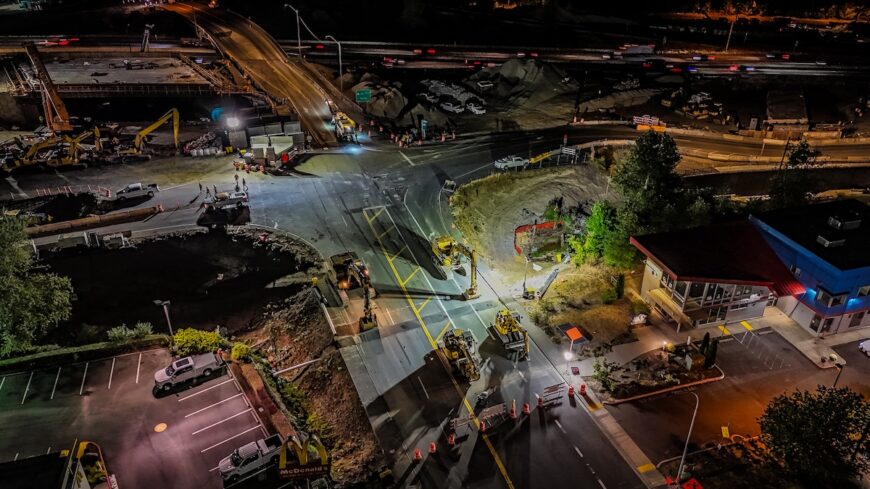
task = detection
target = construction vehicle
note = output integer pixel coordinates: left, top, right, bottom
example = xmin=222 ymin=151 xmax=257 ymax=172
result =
xmin=430 ymin=236 xmax=479 ymax=299
xmin=439 ymin=328 xmax=480 ymax=381
xmin=330 ymin=252 xmax=378 ymax=331
xmin=488 ymin=309 xmax=529 ymax=360
xmin=117 ymin=108 xmax=179 ymax=160
xmin=62 ymin=127 xmax=103 ymax=165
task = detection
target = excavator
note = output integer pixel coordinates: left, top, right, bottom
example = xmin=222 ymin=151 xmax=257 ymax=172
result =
xmin=430 ymin=235 xmax=479 ymax=300
xmin=488 ymin=309 xmax=530 ymax=360
xmin=439 ymin=328 xmax=480 ymax=382
xmin=331 ymin=252 xmax=378 ymax=331
xmin=117 ymin=108 xmax=179 ymax=161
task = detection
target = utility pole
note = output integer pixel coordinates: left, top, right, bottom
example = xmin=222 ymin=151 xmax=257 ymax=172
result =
xmin=676 ymin=392 xmax=700 ymax=483
xmin=724 ymin=15 xmax=736 ymax=53
xmin=325 ymin=35 xmax=342 ymax=93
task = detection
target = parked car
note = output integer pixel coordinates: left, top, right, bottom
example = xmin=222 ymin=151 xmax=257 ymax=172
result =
xmin=115 ymin=182 xmax=159 ymax=200
xmin=153 ymin=353 xmax=224 ymax=391
xmin=859 ymin=340 xmax=870 ymax=357
xmin=440 ymin=101 xmax=465 ymax=113
xmin=494 ymin=155 xmax=529 ymax=170
xmin=218 ymin=434 xmax=283 ymax=483
xmin=467 ymin=102 xmax=486 ymax=115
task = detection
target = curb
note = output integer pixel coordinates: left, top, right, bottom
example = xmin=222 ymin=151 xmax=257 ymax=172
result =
xmin=601 ymin=365 xmax=726 ymax=405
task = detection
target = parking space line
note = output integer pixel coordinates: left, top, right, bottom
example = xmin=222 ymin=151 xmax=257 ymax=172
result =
xmin=20 ymin=372 xmax=33 ymax=404
xmin=192 ymin=409 xmax=253 ymax=435
xmin=200 ymin=426 xmax=260 ymax=453
xmin=108 ymin=357 xmax=116 ymax=390
xmin=136 ymin=353 xmax=142 ymax=384
xmin=50 ymin=367 xmax=61 ymax=400
xmin=79 ymin=362 xmax=89 ymax=396
xmin=177 ymin=378 xmax=234 ymax=402
xmin=185 ymin=393 xmax=243 ymax=418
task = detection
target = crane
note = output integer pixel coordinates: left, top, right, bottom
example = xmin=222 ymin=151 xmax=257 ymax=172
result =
xmin=120 ymin=108 xmax=179 ymax=156
xmin=430 ymin=236 xmax=479 ymax=300
xmin=488 ymin=309 xmax=529 ymax=360
xmin=330 ymin=252 xmax=378 ymax=331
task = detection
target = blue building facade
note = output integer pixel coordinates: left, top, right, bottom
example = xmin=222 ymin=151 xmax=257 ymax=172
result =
xmin=750 ymin=200 xmax=870 ymax=335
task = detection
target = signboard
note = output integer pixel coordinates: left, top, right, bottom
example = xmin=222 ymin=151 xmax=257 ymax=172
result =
xmin=562 ymin=146 xmax=576 ymax=156
xmin=721 ymin=426 xmax=730 ymax=438
xmin=278 ymin=434 xmax=330 ymax=480
xmin=355 ymin=88 xmax=372 ymax=103
xmin=633 ymin=114 xmax=661 ymax=126
xmin=530 ymin=151 xmax=551 ymax=164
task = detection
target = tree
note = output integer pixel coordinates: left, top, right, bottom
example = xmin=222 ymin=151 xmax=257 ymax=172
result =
xmin=759 ymin=386 xmax=870 ymax=488
xmin=0 ymin=217 xmax=73 ymax=357
xmin=582 ymin=201 xmax=618 ymax=261
xmin=768 ymin=140 xmax=821 ymax=209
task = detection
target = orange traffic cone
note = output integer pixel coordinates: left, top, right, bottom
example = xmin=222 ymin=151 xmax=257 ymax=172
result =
xmin=568 ymin=385 xmax=575 ymax=397
xmin=413 ymin=448 xmax=423 ymax=461
xmin=510 ymin=400 xmax=517 ymax=419
xmin=447 ymin=434 xmax=455 ymax=446
xmin=522 ymin=402 xmax=530 ymax=415
xmin=429 ymin=442 xmax=437 ymax=454
xmin=580 ymin=384 xmax=587 ymax=396
xmin=480 ymin=420 xmax=487 ymax=432
xmin=537 ymin=394 xmax=544 ymax=408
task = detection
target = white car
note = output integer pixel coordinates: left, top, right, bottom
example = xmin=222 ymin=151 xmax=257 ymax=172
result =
xmin=440 ymin=101 xmax=465 ymax=114
xmin=467 ymin=102 xmax=486 ymax=115
xmin=494 ymin=155 xmax=529 ymax=170
xmin=859 ymin=340 xmax=870 ymax=357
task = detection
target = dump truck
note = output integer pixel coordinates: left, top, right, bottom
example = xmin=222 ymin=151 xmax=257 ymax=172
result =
xmin=488 ymin=309 xmax=529 ymax=360
xmin=439 ymin=328 xmax=480 ymax=381
xmin=218 ymin=434 xmax=283 ymax=483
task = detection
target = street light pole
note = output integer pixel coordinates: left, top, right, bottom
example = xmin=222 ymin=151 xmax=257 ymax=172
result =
xmin=325 ymin=35 xmax=342 ymax=93
xmin=676 ymin=392 xmax=700 ymax=483
xmin=833 ymin=363 xmax=845 ymax=387
xmin=283 ymin=4 xmax=302 ymax=58
xmin=153 ymin=300 xmax=174 ymax=337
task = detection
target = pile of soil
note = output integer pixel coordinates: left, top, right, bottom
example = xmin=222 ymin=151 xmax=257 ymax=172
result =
xmin=42 ymin=228 xmax=320 ymax=345
xmin=451 ymin=165 xmax=611 ymax=281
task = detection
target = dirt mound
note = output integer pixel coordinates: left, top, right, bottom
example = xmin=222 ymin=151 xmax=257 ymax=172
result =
xmin=349 ymin=79 xmax=408 ymax=120
xmin=254 ymin=288 xmax=332 ymax=367
xmin=451 ymin=166 xmax=611 ymax=281
xmin=468 ymin=58 xmax=578 ymax=108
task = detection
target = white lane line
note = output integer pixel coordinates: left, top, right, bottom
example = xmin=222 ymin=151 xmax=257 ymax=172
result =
xmin=79 ymin=362 xmax=89 ymax=396
xmin=200 ymin=426 xmax=260 ymax=453
xmin=596 ymin=477 xmax=607 ymax=489
xmin=0 ymin=376 xmax=6 ymax=393
xmin=107 ymin=357 xmax=116 ymax=390
xmin=573 ymin=446 xmax=584 ymax=458
xmin=398 ymin=150 xmax=415 ymax=166
xmin=135 ymin=353 xmax=142 ymax=384
xmin=192 ymin=409 xmax=253 ymax=435
xmin=50 ymin=367 xmax=61 ymax=400
xmin=185 ymin=393 xmax=243 ymax=418
xmin=417 ymin=376 xmax=430 ymax=400
xmin=554 ymin=419 xmax=567 ymax=434
xmin=20 ymin=372 xmax=33 ymax=404
xmin=13 ymin=453 xmax=18 ymax=461
xmin=177 ymin=378 xmax=234 ymax=402
xmin=46 ymin=446 xmax=51 ymax=454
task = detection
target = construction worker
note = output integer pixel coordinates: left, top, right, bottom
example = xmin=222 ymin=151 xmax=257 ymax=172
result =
xmin=198 ymin=182 xmax=203 ymax=193
xmin=213 ymin=185 xmax=218 ymax=195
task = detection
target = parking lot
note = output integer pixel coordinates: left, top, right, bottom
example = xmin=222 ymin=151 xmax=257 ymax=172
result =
xmin=0 ymin=348 xmax=267 ymax=489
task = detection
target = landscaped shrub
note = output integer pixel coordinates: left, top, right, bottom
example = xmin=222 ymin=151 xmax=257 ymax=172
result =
xmin=173 ymin=328 xmax=225 ymax=356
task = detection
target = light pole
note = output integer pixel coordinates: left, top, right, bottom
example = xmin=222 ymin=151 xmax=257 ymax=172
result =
xmin=153 ymin=300 xmax=174 ymax=337
xmin=283 ymin=3 xmax=302 ymax=59
xmin=833 ymin=362 xmax=845 ymax=387
xmin=325 ymin=35 xmax=342 ymax=93
xmin=676 ymin=392 xmax=700 ymax=484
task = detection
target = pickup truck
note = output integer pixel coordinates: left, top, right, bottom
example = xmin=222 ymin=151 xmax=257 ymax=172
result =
xmin=153 ymin=352 xmax=223 ymax=391
xmin=494 ymin=155 xmax=529 ymax=170
xmin=218 ymin=434 xmax=283 ymax=483
xmin=209 ymin=191 xmax=248 ymax=210
xmin=114 ymin=183 xmax=159 ymax=200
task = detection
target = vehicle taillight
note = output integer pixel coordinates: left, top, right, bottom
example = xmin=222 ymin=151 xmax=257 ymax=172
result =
xmin=729 ymin=65 xmax=739 ymax=71
xmin=426 ymin=48 xmax=436 ymax=55
xmin=315 ymin=44 xmax=325 ymax=49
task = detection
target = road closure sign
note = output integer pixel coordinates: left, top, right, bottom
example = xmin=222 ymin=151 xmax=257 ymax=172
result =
xmin=355 ymin=88 xmax=372 ymax=103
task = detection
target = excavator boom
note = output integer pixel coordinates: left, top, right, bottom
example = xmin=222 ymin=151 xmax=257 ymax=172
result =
xmin=133 ymin=108 xmax=179 ymax=152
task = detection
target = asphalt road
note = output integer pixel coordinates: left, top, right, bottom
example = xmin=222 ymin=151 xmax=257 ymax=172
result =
xmin=164 ymin=2 xmax=337 ymax=147
xmin=0 ymin=348 xmax=268 ymax=489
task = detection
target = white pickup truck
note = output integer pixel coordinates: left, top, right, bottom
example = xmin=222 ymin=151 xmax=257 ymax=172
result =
xmin=114 ymin=182 xmax=159 ymax=200
xmin=218 ymin=434 xmax=283 ymax=483
xmin=153 ymin=352 xmax=223 ymax=391
xmin=494 ymin=155 xmax=529 ymax=170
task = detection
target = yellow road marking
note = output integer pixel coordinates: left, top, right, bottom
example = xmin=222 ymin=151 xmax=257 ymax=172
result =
xmin=740 ymin=320 xmax=753 ymax=332
xmin=364 ymin=209 xmax=515 ymax=489
xmin=365 ymin=207 xmax=385 ymax=223
xmin=389 ymin=244 xmax=407 ymax=262
xmin=435 ymin=321 xmax=452 ymax=343
xmin=376 ymin=224 xmax=396 ymax=240
xmin=417 ymin=297 xmax=432 ymax=312
xmin=400 ymin=266 xmax=420 ymax=286
xmin=718 ymin=325 xmax=731 ymax=336
xmin=637 ymin=463 xmax=656 ymax=473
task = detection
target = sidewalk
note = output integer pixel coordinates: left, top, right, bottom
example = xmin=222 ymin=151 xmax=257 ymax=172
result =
xmin=575 ymin=326 xmax=670 ymax=376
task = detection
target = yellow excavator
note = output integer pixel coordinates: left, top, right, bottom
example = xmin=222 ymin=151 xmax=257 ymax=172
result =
xmin=431 ymin=235 xmax=479 ymax=300
xmin=48 ymin=128 xmax=103 ymax=168
xmin=488 ymin=309 xmax=529 ymax=360
xmin=331 ymin=252 xmax=378 ymax=331
xmin=439 ymin=328 xmax=480 ymax=381
xmin=118 ymin=108 xmax=179 ymax=159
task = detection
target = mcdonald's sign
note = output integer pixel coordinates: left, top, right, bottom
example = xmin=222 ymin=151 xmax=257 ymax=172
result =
xmin=278 ymin=434 xmax=330 ymax=480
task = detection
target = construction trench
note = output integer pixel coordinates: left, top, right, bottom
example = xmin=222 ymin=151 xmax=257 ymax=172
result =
xmin=37 ymin=227 xmax=385 ymax=485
